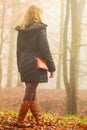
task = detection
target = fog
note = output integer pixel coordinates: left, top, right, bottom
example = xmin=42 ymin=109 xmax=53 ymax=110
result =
xmin=0 ymin=0 xmax=87 ymax=89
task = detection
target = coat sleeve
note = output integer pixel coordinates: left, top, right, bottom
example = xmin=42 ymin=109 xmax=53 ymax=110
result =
xmin=37 ymin=29 xmax=56 ymax=72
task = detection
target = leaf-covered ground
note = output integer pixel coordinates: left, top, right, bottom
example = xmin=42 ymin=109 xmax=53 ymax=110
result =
xmin=0 ymin=88 xmax=87 ymax=129
xmin=0 ymin=111 xmax=87 ymax=130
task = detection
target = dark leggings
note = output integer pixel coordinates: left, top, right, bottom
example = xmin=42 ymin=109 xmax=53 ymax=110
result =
xmin=23 ymin=83 xmax=39 ymax=101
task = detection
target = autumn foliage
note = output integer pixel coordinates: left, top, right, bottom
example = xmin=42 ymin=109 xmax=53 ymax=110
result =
xmin=0 ymin=111 xmax=87 ymax=130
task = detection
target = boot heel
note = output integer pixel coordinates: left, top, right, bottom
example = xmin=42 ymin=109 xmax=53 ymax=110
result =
xmin=15 ymin=121 xmax=31 ymax=128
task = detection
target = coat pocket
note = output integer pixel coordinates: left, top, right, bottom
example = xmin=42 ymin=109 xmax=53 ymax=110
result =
xmin=19 ymin=52 xmax=36 ymax=73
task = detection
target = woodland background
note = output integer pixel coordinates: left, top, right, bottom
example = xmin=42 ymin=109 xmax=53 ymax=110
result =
xmin=0 ymin=0 xmax=87 ymax=89
xmin=0 ymin=0 xmax=87 ymax=115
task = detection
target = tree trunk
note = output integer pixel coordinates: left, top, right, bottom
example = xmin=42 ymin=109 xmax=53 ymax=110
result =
xmin=6 ymin=31 xmax=14 ymax=87
xmin=56 ymin=0 xmax=64 ymax=89
xmin=0 ymin=0 xmax=5 ymax=109
xmin=78 ymin=0 xmax=86 ymax=20
xmin=0 ymin=0 xmax=5 ymax=88
xmin=14 ymin=0 xmax=24 ymax=87
xmin=17 ymin=73 xmax=24 ymax=87
xmin=6 ymin=1 xmax=15 ymax=87
xmin=63 ymin=0 xmax=71 ymax=113
xmin=69 ymin=0 xmax=85 ymax=114
xmin=70 ymin=0 xmax=80 ymax=114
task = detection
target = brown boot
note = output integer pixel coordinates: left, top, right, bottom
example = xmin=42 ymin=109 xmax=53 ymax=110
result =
xmin=30 ymin=101 xmax=42 ymax=125
xmin=16 ymin=101 xmax=31 ymax=128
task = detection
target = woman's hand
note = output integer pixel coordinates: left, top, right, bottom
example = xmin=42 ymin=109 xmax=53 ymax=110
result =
xmin=49 ymin=72 xmax=55 ymax=78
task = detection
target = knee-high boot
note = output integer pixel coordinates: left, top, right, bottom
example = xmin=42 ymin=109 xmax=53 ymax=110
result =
xmin=30 ymin=101 xmax=42 ymax=125
xmin=16 ymin=101 xmax=31 ymax=128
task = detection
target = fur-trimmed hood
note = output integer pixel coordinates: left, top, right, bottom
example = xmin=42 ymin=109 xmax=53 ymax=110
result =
xmin=15 ymin=22 xmax=47 ymax=32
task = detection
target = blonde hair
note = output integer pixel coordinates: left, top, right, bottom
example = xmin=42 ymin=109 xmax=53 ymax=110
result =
xmin=20 ymin=5 xmax=43 ymax=28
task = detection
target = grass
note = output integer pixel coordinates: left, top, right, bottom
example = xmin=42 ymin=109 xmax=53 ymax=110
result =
xmin=0 ymin=110 xmax=87 ymax=129
xmin=0 ymin=110 xmax=87 ymax=121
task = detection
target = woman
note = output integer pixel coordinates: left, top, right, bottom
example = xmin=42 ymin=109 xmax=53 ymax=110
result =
xmin=15 ymin=4 xmax=56 ymax=128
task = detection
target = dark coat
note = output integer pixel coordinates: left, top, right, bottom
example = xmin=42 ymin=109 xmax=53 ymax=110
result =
xmin=15 ymin=22 xmax=56 ymax=83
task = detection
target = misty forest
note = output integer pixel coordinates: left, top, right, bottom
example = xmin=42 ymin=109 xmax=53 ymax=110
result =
xmin=0 ymin=0 xmax=87 ymax=129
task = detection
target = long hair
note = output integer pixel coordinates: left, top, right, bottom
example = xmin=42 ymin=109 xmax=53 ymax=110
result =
xmin=20 ymin=5 xmax=43 ymax=28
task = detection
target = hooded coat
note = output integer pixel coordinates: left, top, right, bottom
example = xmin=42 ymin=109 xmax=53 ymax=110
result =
xmin=16 ymin=22 xmax=56 ymax=83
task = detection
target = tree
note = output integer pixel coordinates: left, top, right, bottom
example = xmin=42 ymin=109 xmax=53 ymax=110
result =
xmin=56 ymin=0 xmax=64 ymax=89
xmin=63 ymin=0 xmax=85 ymax=114
xmin=0 ymin=0 xmax=5 ymax=88
xmin=6 ymin=1 xmax=15 ymax=87
xmin=69 ymin=0 xmax=86 ymax=114
xmin=69 ymin=0 xmax=80 ymax=114
xmin=6 ymin=0 xmax=24 ymax=87
xmin=0 ymin=0 xmax=5 ymax=109
xmin=15 ymin=0 xmax=24 ymax=87
xmin=63 ymin=0 xmax=70 ymax=114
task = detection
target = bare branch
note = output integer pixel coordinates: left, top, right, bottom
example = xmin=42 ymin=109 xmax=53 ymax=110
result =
xmin=79 ymin=44 xmax=87 ymax=47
